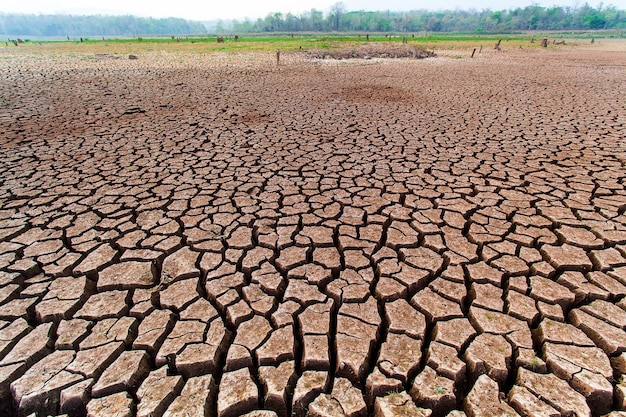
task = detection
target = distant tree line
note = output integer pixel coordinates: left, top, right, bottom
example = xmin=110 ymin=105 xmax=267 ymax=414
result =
xmin=0 ymin=14 xmax=206 ymax=36
xmin=225 ymin=3 xmax=625 ymax=33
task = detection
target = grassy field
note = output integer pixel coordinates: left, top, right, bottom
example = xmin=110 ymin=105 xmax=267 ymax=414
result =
xmin=3 ymin=30 xmax=622 ymax=56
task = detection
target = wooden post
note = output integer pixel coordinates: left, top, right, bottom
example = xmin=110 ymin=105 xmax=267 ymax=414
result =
xmin=479 ymin=45 xmax=483 ymax=53
xmin=471 ymin=48 xmax=476 ymax=58
xmin=366 ymin=34 xmax=369 ymax=41
xmin=540 ymin=38 xmax=548 ymax=47
xmin=276 ymin=50 xmax=280 ymax=66
xmin=495 ymin=39 xmax=502 ymax=50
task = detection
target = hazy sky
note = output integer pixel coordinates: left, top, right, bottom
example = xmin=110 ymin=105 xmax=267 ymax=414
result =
xmin=0 ymin=0 xmax=618 ymax=21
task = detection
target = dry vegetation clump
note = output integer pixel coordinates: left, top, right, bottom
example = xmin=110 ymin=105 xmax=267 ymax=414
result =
xmin=304 ymin=42 xmax=435 ymax=60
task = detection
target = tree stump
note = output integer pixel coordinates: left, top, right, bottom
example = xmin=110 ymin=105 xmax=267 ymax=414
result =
xmin=540 ymin=38 xmax=548 ymax=47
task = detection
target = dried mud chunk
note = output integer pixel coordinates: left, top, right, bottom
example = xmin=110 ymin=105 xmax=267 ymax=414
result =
xmin=136 ymin=366 xmax=184 ymax=417
xmin=401 ymin=246 xmax=444 ymax=276
xmin=386 ymin=221 xmax=419 ymax=249
xmin=275 ymin=246 xmax=308 ymax=272
xmin=427 ymin=341 xmax=466 ymax=383
xmin=508 ymin=385 xmax=559 ymax=417
xmin=66 ymin=341 xmax=124 ymax=378
xmin=256 ymin=325 xmax=295 ymax=366
xmin=10 ymin=349 xmax=82 ymax=417
xmin=0 ymin=318 xmax=30 ymax=358
xmin=79 ymin=316 xmax=138 ymax=350
xmin=540 ymin=244 xmax=592 ymax=271
xmin=336 ymin=314 xmax=378 ymax=382
xmin=412 ymin=288 xmax=463 ymax=323
xmin=74 ymin=244 xmax=117 ymax=275
xmin=158 ymin=278 xmax=200 ymax=311
xmin=543 ymin=342 xmax=611 ymax=381
xmin=0 ymin=322 xmax=53 ymax=366
xmin=465 ymin=261 xmax=503 ymax=286
xmin=60 ymin=378 xmax=93 ymax=416
xmin=156 ymin=319 xmax=206 ymax=366
xmin=385 ymin=298 xmax=426 ymax=339
xmin=570 ymin=369 xmax=613 ymax=415
xmin=56 ymin=318 xmax=91 ymax=350
xmin=410 ymin=366 xmax=456 ymax=415
xmin=464 ymin=374 xmax=519 ymax=417
xmin=516 ymin=368 xmax=590 ymax=417
xmin=218 ymin=367 xmax=259 ymax=417
xmin=468 ymin=307 xmax=526 ymax=335
xmin=555 ymin=226 xmax=604 ymax=249
xmin=377 ymin=333 xmax=422 ymax=383
xmin=91 ymin=350 xmax=150 ymax=397
xmin=176 ymin=341 xmax=223 ymax=377
xmin=590 ymin=247 xmax=626 ymax=270
xmin=327 ymin=269 xmax=370 ymax=303
xmin=581 ymin=299 xmax=626 ymax=329
xmin=35 ymin=275 xmax=93 ymax=322
xmin=464 ymin=333 xmax=512 ymax=385
xmin=75 ymin=290 xmax=129 ymax=320
xmin=432 ymin=318 xmax=476 ymax=351
xmin=469 ymin=282 xmax=503 ymax=311
xmin=284 ymin=279 xmax=326 ymax=305
xmin=366 ymin=367 xmax=403 ymax=407
xmin=0 ymin=297 xmax=38 ymax=320
xmin=308 ymin=394 xmax=345 ymax=417
xmin=569 ymin=308 xmax=626 ymax=355
xmin=243 ymin=284 xmax=275 ymax=315
xmin=375 ymin=391 xmax=431 ymax=417
xmin=98 ymin=261 xmax=155 ymax=290
xmin=302 ymin=334 xmax=330 ymax=371
xmin=330 ymin=377 xmax=367 ymax=416
xmin=133 ymin=309 xmax=175 ymax=355
xmin=272 ymin=301 xmax=300 ymax=328
xmin=313 ymin=247 xmax=341 ymax=270
xmin=528 ymin=276 xmax=575 ymax=309
xmin=292 ymin=371 xmax=328 ymax=417
xmin=259 ymin=361 xmax=296 ymax=417
xmin=163 ymin=374 xmax=216 ymax=417
xmin=180 ymin=297 xmax=218 ymax=321
xmin=375 ymin=277 xmax=407 ymax=301
xmin=161 ymin=247 xmax=200 ymax=282
xmin=86 ymin=391 xmax=134 ymax=417
xmin=506 ymin=290 xmax=539 ymax=324
xmin=430 ymin=277 xmax=466 ymax=305
xmin=535 ymin=318 xmax=594 ymax=346
xmin=587 ymin=270 xmax=626 ymax=296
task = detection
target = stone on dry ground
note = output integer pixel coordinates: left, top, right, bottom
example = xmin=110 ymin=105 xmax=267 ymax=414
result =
xmin=0 ymin=43 xmax=625 ymax=416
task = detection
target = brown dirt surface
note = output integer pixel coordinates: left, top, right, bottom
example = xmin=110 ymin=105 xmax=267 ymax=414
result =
xmin=304 ymin=42 xmax=435 ymax=60
xmin=0 ymin=40 xmax=626 ymax=417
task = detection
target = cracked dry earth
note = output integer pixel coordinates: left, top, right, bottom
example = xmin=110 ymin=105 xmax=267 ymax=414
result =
xmin=0 ymin=44 xmax=626 ymax=417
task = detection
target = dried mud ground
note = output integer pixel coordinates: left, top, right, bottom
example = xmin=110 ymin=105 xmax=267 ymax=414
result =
xmin=1 ymin=41 xmax=626 ymax=417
